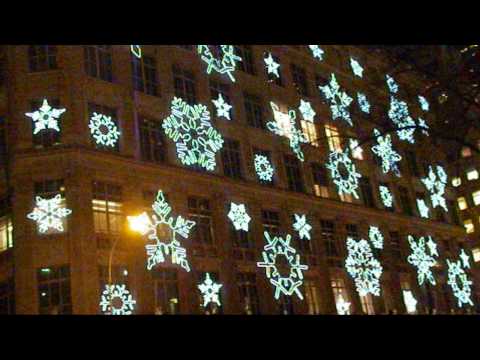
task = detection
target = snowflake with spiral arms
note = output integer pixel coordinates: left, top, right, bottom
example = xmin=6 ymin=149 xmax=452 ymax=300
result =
xmin=89 ymin=112 xmax=121 ymax=148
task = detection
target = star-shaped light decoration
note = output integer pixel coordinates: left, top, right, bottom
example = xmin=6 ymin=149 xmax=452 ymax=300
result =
xmin=100 ymin=284 xmax=136 ymax=315
xmin=402 ymin=290 xmax=418 ymax=314
xmin=264 ymin=53 xmax=281 ymax=78
xmin=426 ymin=237 xmax=439 ymax=257
xmin=379 ymin=185 xmax=394 ymax=208
xmin=228 ymin=202 xmax=251 ymax=232
xmin=212 ymin=94 xmax=233 ymax=120
xmin=89 ymin=112 xmax=121 ymax=148
xmin=417 ymin=199 xmax=430 ymax=219
xmin=298 ymin=99 xmax=316 ymax=122
xmin=27 ymin=195 xmax=72 ymax=234
xmin=25 ymin=99 xmax=66 ymax=135
xmin=308 ymin=45 xmax=325 ymax=61
xmin=326 ymin=149 xmax=362 ymax=199
xmin=336 ymin=295 xmax=351 ymax=315
xmin=319 ymin=74 xmax=354 ymax=126
xmin=357 ymin=92 xmax=370 ymax=113
xmin=350 ymin=57 xmax=364 ymax=78
xmin=198 ymin=273 xmax=223 ymax=307
xmin=293 ymin=214 xmax=312 ymax=240
xmin=418 ymin=95 xmax=430 ymax=112
xmin=460 ymin=249 xmax=471 ymax=269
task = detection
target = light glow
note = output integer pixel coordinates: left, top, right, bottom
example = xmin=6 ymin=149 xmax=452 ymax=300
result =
xmin=27 ymin=195 xmax=72 ymax=234
xmin=228 ymin=203 xmax=251 ymax=232
xmin=25 ymin=99 xmax=66 ymax=135
xmin=198 ymin=273 xmax=223 ymax=307
xmin=89 ymin=112 xmax=121 ymax=148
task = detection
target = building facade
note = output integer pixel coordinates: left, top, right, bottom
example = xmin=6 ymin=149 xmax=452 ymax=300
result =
xmin=0 ymin=45 xmax=476 ymax=315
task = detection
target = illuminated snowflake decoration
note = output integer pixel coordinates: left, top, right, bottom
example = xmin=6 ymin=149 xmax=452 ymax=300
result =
xmin=163 ymin=97 xmax=224 ymax=171
xmin=369 ymin=226 xmax=383 ymax=250
xmin=267 ymin=102 xmax=308 ymax=161
xmin=140 ymin=191 xmax=195 ymax=272
xmin=379 ymin=185 xmax=393 ymax=208
xmin=345 ymin=237 xmax=383 ymax=297
xmin=100 ymin=284 xmax=136 ymax=315
xmin=336 ymin=295 xmax=351 ymax=315
xmin=27 ymin=195 xmax=72 ymax=234
xmin=371 ymin=129 xmax=402 ymax=176
xmin=308 ymin=45 xmax=325 ymax=61
xmin=418 ymin=95 xmax=430 ymax=111
xmin=198 ymin=273 xmax=223 ymax=307
xmin=257 ymin=232 xmax=309 ymax=300
xmin=386 ymin=74 xmax=399 ymax=94
xmin=350 ymin=58 xmax=364 ymax=78
xmin=417 ymin=199 xmax=430 ymax=219
xmin=293 ymin=214 xmax=312 ymax=241
xmin=264 ymin=53 xmax=280 ymax=78
xmin=320 ymin=74 xmax=354 ymax=126
xmin=298 ymin=99 xmax=316 ymax=122
xmin=402 ymin=290 xmax=418 ymax=314
xmin=447 ymin=258 xmax=474 ymax=308
xmin=421 ymin=165 xmax=448 ymax=212
xmin=418 ymin=117 xmax=430 ymax=136
xmin=357 ymin=92 xmax=370 ymax=113
xmin=25 ymin=99 xmax=66 ymax=135
xmin=349 ymin=139 xmax=364 ymax=160
xmin=212 ymin=94 xmax=232 ymax=120
xmin=407 ymin=235 xmax=438 ymax=286
xmin=197 ymin=45 xmax=242 ymax=82
xmin=89 ymin=112 xmax=121 ymax=148
xmin=388 ymin=96 xmax=416 ymax=143
xmin=130 ymin=45 xmax=142 ymax=59
xmin=460 ymin=249 xmax=471 ymax=269
xmin=254 ymin=154 xmax=274 ymax=182
xmin=228 ymin=202 xmax=251 ymax=232
xmin=326 ymin=149 xmax=362 ymax=199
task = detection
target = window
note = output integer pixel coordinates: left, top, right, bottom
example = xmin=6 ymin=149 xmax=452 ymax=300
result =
xmin=197 ymin=272 xmax=222 ymax=314
xmin=360 ymin=177 xmax=375 ymax=208
xmin=231 ymin=216 xmax=255 ymax=262
xmin=464 ymin=219 xmax=475 ymax=234
xmin=244 ymin=93 xmax=265 ymax=129
xmin=264 ymin=52 xmax=283 ymax=86
xmin=237 ymin=272 xmax=260 ymax=315
xmin=37 ymin=266 xmax=72 ymax=315
xmin=30 ymin=99 xmax=62 ymax=148
xmin=278 ymin=294 xmax=294 ymax=315
xmin=360 ymin=294 xmax=375 ymax=315
xmin=152 ymin=268 xmax=180 ymax=315
xmin=0 ymin=279 xmax=14 ymax=314
xmin=138 ymin=117 xmax=166 ymax=163
xmin=0 ymin=198 xmax=12 ymax=252
xmin=467 ymin=169 xmax=479 ymax=181
xmin=92 ymin=181 xmax=124 ymax=248
xmin=99 ymin=265 xmax=129 ymax=290
xmin=325 ymin=124 xmax=342 ymax=152
xmin=33 ymin=179 xmax=68 ymax=235
xmin=235 ymin=45 xmax=255 ymax=75
xmin=405 ymin=151 xmax=420 ymax=177
xmin=262 ymin=210 xmax=280 ymax=235
xmin=88 ymin=103 xmax=120 ymax=152
xmin=188 ymin=197 xmax=216 ymax=257
xmin=284 ymin=155 xmax=305 ymax=193
xmin=346 ymin=224 xmax=359 ymax=239
xmin=472 ymin=247 xmax=480 ymax=263
xmin=473 ymin=191 xmax=480 ymax=206
xmin=222 ymin=138 xmax=243 ymax=179
xmin=173 ymin=65 xmax=196 ymax=104
xmin=321 ymin=220 xmax=339 ymax=258
xmin=461 ymin=146 xmax=473 ymax=158
xmin=0 ymin=117 xmax=7 ymax=166
xmin=132 ymin=54 xmax=158 ymax=96
xmin=210 ymin=80 xmax=233 ymax=120
xmin=448 ymin=200 xmax=461 ymax=226
xmin=304 ymin=279 xmax=321 ymax=315
xmin=331 ymin=277 xmax=350 ymax=314
xmin=301 ymin=120 xmax=318 ymax=146
xmin=84 ymin=45 xmax=113 ymax=82
xmin=452 ymin=177 xmax=462 ymax=187
xmin=398 ymin=186 xmax=413 ymax=216
xmin=389 ymin=231 xmax=402 ymax=260
xmin=311 ymin=162 xmax=329 ymax=198
xmin=293 ymin=216 xmax=317 ymax=266
xmin=291 ymin=64 xmax=309 ymax=97
xmin=458 ymin=196 xmax=468 ymax=210
xmin=28 ymin=45 xmax=57 ymax=72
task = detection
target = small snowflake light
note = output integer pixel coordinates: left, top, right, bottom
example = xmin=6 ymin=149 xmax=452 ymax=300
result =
xmin=326 ymin=149 xmax=362 ymax=199
xmin=350 ymin=58 xmax=364 ymax=78
xmin=264 ymin=53 xmax=280 ymax=78
xmin=163 ymin=97 xmax=224 ymax=171
xmin=418 ymin=117 xmax=430 ymax=136
xmin=198 ymin=273 xmax=223 ymax=307
xmin=228 ymin=202 xmax=251 ymax=232
xmin=254 ymin=154 xmax=274 ymax=182
xmin=379 ymin=185 xmax=394 ymax=208
xmin=308 ymin=45 xmax=325 ymax=61
xmin=421 ymin=165 xmax=448 ymax=212
xmin=257 ymin=232 xmax=309 ymax=300
xmin=357 ymin=92 xmax=370 ymax=113
xmin=345 ymin=237 xmax=383 ymax=297
xmin=369 ymin=226 xmax=383 ymax=250
xmin=197 ymin=45 xmax=242 ymax=82
xmin=27 ymin=195 xmax=72 ymax=234
xmin=402 ymin=290 xmax=418 ymax=314
xmin=25 ymin=99 xmax=66 ymax=135
xmin=417 ymin=199 xmax=430 ymax=219
xmin=89 ymin=112 xmax=121 ymax=148
xmin=418 ymin=95 xmax=430 ymax=111
xmin=100 ymin=284 xmax=136 ymax=315
xmin=388 ymin=96 xmax=416 ymax=144
xmin=293 ymin=214 xmax=312 ymax=241
xmin=349 ymin=139 xmax=364 ymax=160
xmin=212 ymin=94 xmax=232 ymax=120
xmin=336 ymin=295 xmax=351 ymax=315
xmin=298 ymin=99 xmax=316 ymax=122
xmin=386 ymin=74 xmax=399 ymax=94
xmin=320 ymin=74 xmax=354 ymax=126
xmin=407 ymin=235 xmax=438 ymax=286
xmin=371 ymin=129 xmax=402 ymax=177
xmin=460 ymin=249 xmax=471 ymax=269
xmin=131 ymin=45 xmax=142 ymax=59
xmin=447 ymin=258 xmax=474 ymax=308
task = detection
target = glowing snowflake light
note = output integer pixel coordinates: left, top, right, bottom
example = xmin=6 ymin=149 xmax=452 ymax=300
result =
xmin=345 ymin=237 xmax=383 ymax=297
xmin=418 ymin=95 xmax=429 ymax=111
xmin=140 ymin=191 xmax=195 ymax=272
xmin=293 ymin=214 xmax=312 ymax=240
xmin=369 ymin=226 xmax=383 ymax=249
xmin=298 ymin=99 xmax=316 ymax=122
xmin=421 ymin=165 xmax=448 ymax=212
xmin=386 ymin=74 xmax=399 ymax=94
xmin=254 ymin=154 xmax=274 ymax=182
xmin=257 ymin=232 xmax=308 ymax=300
xmin=308 ymin=45 xmax=325 ymax=61
xmin=131 ymin=45 xmax=142 ymax=59
xmin=418 ymin=117 xmax=430 ymax=136
xmin=388 ymin=96 xmax=416 ymax=144
xmin=100 ymin=284 xmax=136 ymax=315
xmin=349 ymin=139 xmax=364 ymax=160
xmin=198 ymin=273 xmax=223 ymax=307
xmin=350 ymin=58 xmax=364 ymax=78
xmin=447 ymin=258 xmax=474 ymax=308
xmin=371 ymin=129 xmax=402 ymax=177
xmin=320 ymin=74 xmax=354 ymax=126
xmin=326 ymin=149 xmax=362 ymax=199
xmin=379 ymin=185 xmax=393 ymax=208
xmin=89 ymin=112 xmax=121 ymax=148
xmin=417 ymin=199 xmax=430 ymax=219
xmin=228 ymin=203 xmax=251 ymax=232
xmin=402 ymin=290 xmax=418 ymax=314
xmin=27 ymin=195 xmax=72 ymax=234
xmin=460 ymin=249 xmax=471 ymax=269
xmin=407 ymin=235 xmax=438 ymax=286
xmin=357 ymin=92 xmax=370 ymax=113
xmin=163 ymin=97 xmax=224 ymax=171
xmin=212 ymin=94 xmax=232 ymax=120
xmin=25 ymin=99 xmax=66 ymax=135
xmin=264 ymin=53 xmax=280 ymax=78
xmin=197 ymin=45 xmax=242 ymax=82
xmin=336 ymin=295 xmax=351 ymax=315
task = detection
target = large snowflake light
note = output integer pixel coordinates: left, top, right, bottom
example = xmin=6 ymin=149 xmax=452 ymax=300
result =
xmin=447 ymin=258 xmax=474 ymax=308
xmin=320 ymin=74 xmax=354 ymax=126
xmin=228 ymin=202 xmax=251 ymax=232
xmin=407 ymin=235 xmax=438 ymax=286
xmin=326 ymin=149 xmax=362 ymax=199
xmin=89 ymin=112 xmax=121 ymax=148
xmin=254 ymin=154 xmax=274 ymax=182
xmin=421 ymin=165 xmax=448 ymax=212
xmin=298 ymin=99 xmax=316 ymax=122
xmin=139 ymin=191 xmax=195 ymax=272
xmin=264 ymin=53 xmax=280 ymax=78
xmin=25 ymin=99 xmax=66 ymax=135
xmin=257 ymin=232 xmax=308 ymax=300
xmin=198 ymin=273 xmax=223 ymax=307
xmin=27 ymin=195 xmax=72 ymax=234
xmin=379 ymin=185 xmax=393 ymax=208
xmin=197 ymin=45 xmax=242 ymax=82
xmin=293 ymin=214 xmax=312 ymax=241
xmin=345 ymin=237 xmax=383 ymax=297
xmin=357 ymin=92 xmax=370 ymax=114
xmin=350 ymin=58 xmax=364 ymax=78
xmin=417 ymin=199 xmax=430 ymax=219
xmin=163 ymin=97 xmax=224 ymax=171
xmin=212 ymin=94 xmax=232 ymax=120
xmin=371 ymin=129 xmax=402 ymax=177
xmin=388 ymin=96 xmax=416 ymax=144
xmin=402 ymin=290 xmax=418 ymax=314
xmin=308 ymin=45 xmax=325 ymax=61
xmin=100 ymin=284 xmax=136 ymax=315
xmin=369 ymin=226 xmax=384 ymax=250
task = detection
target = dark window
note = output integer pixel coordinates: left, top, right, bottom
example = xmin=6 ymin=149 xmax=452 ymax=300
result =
xmin=398 ymin=186 xmax=413 ymax=216
xmin=284 ymin=155 xmax=305 ymax=193
xmin=152 ymin=268 xmax=180 ymax=315
xmin=405 ymin=151 xmax=420 ymax=177
xmin=278 ymin=294 xmax=294 ymax=315
xmin=98 ymin=265 xmax=129 ymax=289
xmin=244 ymin=93 xmax=265 ymax=129
xmin=132 ymin=55 xmax=158 ymax=96
xmin=291 ymin=64 xmax=309 ymax=97
xmin=84 ymin=45 xmax=113 ymax=82
xmin=346 ymin=224 xmax=359 ymax=239
xmin=292 ymin=215 xmax=318 ymax=266
xmin=28 ymin=45 xmax=57 ymax=72
xmin=448 ymin=200 xmax=461 ymax=225
xmin=321 ymin=220 xmax=339 ymax=258
xmin=389 ymin=231 xmax=402 ymax=260
xmin=37 ymin=266 xmax=72 ymax=315
xmin=138 ymin=117 xmax=166 ymax=163
xmin=222 ymin=138 xmax=243 ymax=179
xmin=188 ymin=197 xmax=216 ymax=257
xmin=311 ymin=163 xmax=329 ymax=198
xmin=0 ymin=278 xmax=14 ymax=314
xmin=0 ymin=117 xmax=7 ymax=166
xmin=237 ymin=272 xmax=260 ymax=315
xmin=231 ymin=210 xmax=255 ymax=262
xmin=262 ymin=210 xmax=280 ymax=235
xmin=92 ymin=181 xmax=123 ymax=248
xmin=235 ymin=45 xmax=255 ymax=75
xmin=264 ymin=52 xmax=283 ymax=86
xmin=360 ymin=177 xmax=375 ymax=208
xmin=210 ymin=80 xmax=233 ymax=120
xmin=88 ymin=103 xmax=120 ymax=152
xmin=178 ymin=45 xmax=194 ymax=51
xmin=173 ymin=65 xmax=196 ymax=104
xmin=30 ymin=99 xmax=62 ymax=148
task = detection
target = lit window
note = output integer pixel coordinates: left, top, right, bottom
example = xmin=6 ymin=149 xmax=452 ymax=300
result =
xmin=472 ymin=248 xmax=480 ymax=263
xmin=301 ymin=120 xmax=318 ymax=147
xmin=457 ymin=197 xmax=468 ymax=210
xmin=339 ymin=193 xmax=354 ymax=203
xmin=325 ymin=124 xmax=342 ymax=152
xmin=464 ymin=219 xmax=475 ymax=234
xmin=0 ymin=216 xmax=13 ymax=252
xmin=473 ymin=190 xmax=480 ymax=206
xmin=461 ymin=146 xmax=473 ymax=158
xmin=467 ymin=169 xmax=479 ymax=181
xmin=452 ymin=177 xmax=462 ymax=187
